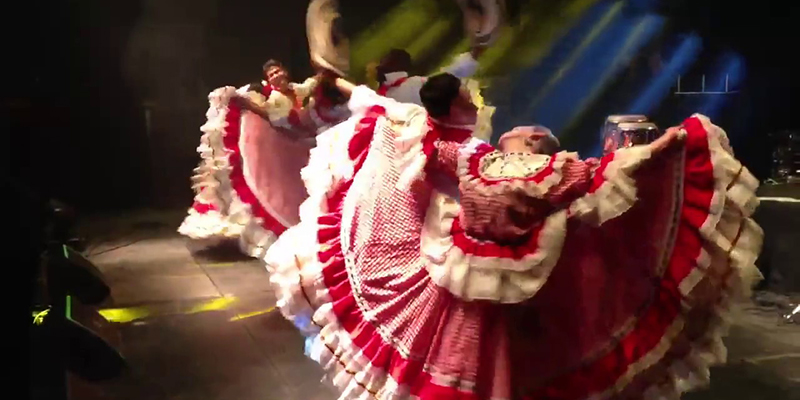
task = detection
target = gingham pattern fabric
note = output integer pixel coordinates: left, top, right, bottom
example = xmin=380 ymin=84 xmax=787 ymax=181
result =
xmin=342 ymin=119 xmax=445 ymax=359
xmin=268 ymin=86 xmax=764 ymax=400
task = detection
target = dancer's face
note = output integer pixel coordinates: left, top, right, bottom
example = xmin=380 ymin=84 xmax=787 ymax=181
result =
xmin=265 ymin=66 xmax=290 ymax=89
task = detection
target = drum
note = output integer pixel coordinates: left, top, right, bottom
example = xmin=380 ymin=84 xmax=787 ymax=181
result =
xmin=617 ymin=122 xmax=661 ymax=149
xmin=306 ymin=0 xmax=349 ymax=77
xmin=602 ymin=115 xmax=648 ymax=155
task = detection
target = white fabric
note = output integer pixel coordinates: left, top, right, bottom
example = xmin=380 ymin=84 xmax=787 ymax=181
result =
xmin=292 ymin=76 xmax=320 ymax=99
xmin=382 ymin=72 xmax=427 ymax=105
xmin=421 ymin=190 xmax=568 ymax=303
xmin=179 ymin=86 xmax=256 ymax=241
xmin=262 ymin=77 xmax=320 ymax=129
xmin=442 ymin=52 xmax=480 ymax=78
xmin=348 ymin=85 xmax=425 ymax=123
xmin=381 ymin=52 xmax=479 ymax=106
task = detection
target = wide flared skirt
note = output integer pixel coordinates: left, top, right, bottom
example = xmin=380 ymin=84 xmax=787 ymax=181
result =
xmin=265 ymin=110 xmax=762 ymax=400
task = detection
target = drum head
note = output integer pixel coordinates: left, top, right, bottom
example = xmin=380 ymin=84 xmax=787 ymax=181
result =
xmin=307 ymin=0 xmax=349 ymax=76
xmin=456 ymin=0 xmax=505 ymax=47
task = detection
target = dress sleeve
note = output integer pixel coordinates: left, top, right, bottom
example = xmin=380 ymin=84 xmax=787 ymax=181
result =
xmin=291 ymin=77 xmax=320 ymax=102
xmin=422 ymin=138 xmax=654 ymax=304
xmin=422 ymin=137 xmax=578 ymax=303
xmin=347 ymin=85 xmax=426 ymax=123
xmin=441 ymin=52 xmax=479 ymax=79
xmin=262 ymin=91 xmax=301 ymax=130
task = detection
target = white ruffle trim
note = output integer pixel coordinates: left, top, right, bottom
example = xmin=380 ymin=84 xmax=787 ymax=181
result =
xmin=569 ymin=145 xmax=653 ymax=226
xmin=264 ymin=109 xmax=412 ymax=399
xmin=267 ymin=114 xmax=363 ymax=326
xmin=178 ymin=207 xmax=245 ymax=240
xmin=264 ymin=217 xmax=407 ymax=400
xmin=262 ymin=108 xmax=764 ymax=399
xmin=421 ymin=190 xmax=568 ymax=303
xmin=457 ymin=137 xmax=576 ymax=199
xmin=264 ymin=224 xmax=325 ymax=337
xmin=600 ymin=114 xmax=763 ymax=399
xmin=178 ymin=86 xmax=258 ymax=244
xmin=238 ymin=219 xmax=278 ymax=259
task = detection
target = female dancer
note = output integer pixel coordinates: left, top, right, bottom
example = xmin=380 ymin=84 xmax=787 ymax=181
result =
xmin=178 ymin=61 xmax=349 ymax=257
xmin=264 ymin=72 xmax=762 ymax=399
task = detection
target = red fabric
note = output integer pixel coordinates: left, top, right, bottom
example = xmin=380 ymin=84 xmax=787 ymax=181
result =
xmin=191 ymin=199 xmax=218 ymax=214
xmin=523 ymin=118 xmax=716 ymax=399
xmin=309 ymin=113 xmax=731 ymax=399
xmin=223 ymin=104 xmax=287 ymax=236
xmin=378 ymin=77 xmax=410 ymax=96
xmin=261 ymin=84 xmax=274 ymax=98
xmin=318 ymin=106 xmax=472 ymax=398
xmin=465 ymin=142 xmax=559 ymax=187
xmin=450 ymin=215 xmax=547 ymax=260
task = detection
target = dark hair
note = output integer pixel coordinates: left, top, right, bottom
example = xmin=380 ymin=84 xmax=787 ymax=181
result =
xmin=319 ymin=80 xmax=347 ymax=105
xmin=377 ymin=49 xmax=412 ymax=82
xmin=535 ymin=135 xmax=561 ymax=155
xmin=262 ymin=59 xmax=285 ymax=73
xmin=383 ymin=49 xmax=412 ymax=70
xmin=419 ymin=73 xmax=461 ymax=118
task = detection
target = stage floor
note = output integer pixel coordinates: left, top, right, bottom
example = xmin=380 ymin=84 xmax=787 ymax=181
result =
xmin=75 ymin=209 xmax=799 ymax=400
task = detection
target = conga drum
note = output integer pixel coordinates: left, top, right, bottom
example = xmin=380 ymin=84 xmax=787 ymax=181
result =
xmin=617 ymin=122 xmax=661 ymax=148
xmin=601 ymin=114 xmax=648 ymax=155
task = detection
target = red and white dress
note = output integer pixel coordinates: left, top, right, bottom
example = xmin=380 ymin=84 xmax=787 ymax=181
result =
xmin=179 ymin=79 xmax=349 ymax=257
xmin=265 ymin=86 xmax=763 ymax=399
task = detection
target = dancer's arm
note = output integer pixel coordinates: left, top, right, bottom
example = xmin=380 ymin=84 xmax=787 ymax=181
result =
xmin=647 ymin=127 xmax=686 ymax=154
xmin=441 ymin=52 xmax=480 ymax=79
xmin=234 ymin=96 xmax=273 ymax=121
xmin=331 ymin=77 xmax=356 ymax=98
xmin=440 ymin=41 xmax=487 ymax=79
xmin=291 ymin=73 xmax=324 ymax=101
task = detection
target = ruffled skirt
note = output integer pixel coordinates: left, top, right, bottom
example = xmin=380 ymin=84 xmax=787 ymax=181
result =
xmin=179 ymin=87 xmax=312 ymax=258
xmin=264 ymin=110 xmax=763 ymax=400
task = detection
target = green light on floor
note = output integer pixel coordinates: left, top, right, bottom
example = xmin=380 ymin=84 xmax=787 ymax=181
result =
xmin=66 ymin=295 xmax=72 ymax=320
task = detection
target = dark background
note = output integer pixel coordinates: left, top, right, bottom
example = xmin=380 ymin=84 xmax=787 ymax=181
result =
xmin=4 ymin=0 xmax=798 ymax=213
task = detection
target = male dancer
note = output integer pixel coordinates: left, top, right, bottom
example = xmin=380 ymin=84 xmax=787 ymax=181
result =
xmin=375 ymin=46 xmax=485 ymax=105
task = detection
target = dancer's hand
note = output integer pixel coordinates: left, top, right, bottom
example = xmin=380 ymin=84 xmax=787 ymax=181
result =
xmin=665 ymin=126 xmax=688 ymax=142
xmin=231 ymin=94 xmax=274 ymax=123
xmin=647 ymin=126 xmax=686 ymax=154
xmin=470 ymin=42 xmax=488 ymax=59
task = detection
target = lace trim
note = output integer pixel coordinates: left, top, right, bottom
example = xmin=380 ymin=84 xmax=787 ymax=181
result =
xmin=458 ymin=137 xmax=577 ymax=199
xmin=595 ymin=114 xmax=763 ymax=399
xmin=568 ymin=145 xmax=652 ymax=226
